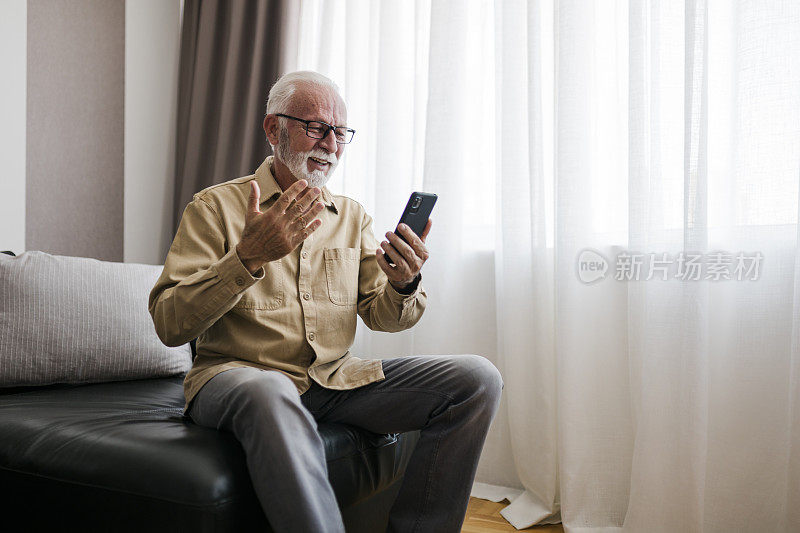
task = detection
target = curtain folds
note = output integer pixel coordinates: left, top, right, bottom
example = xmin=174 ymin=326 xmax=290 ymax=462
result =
xmin=492 ymin=0 xmax=561 ymax=527
xmin=173 ymin=0 xmax=298 ymax=235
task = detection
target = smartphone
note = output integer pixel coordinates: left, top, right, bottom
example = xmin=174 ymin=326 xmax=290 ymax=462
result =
xmin=387 ymin=191 xmax=437 ymax=266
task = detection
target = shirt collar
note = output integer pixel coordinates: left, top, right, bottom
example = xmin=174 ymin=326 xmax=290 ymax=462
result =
xmin=255 ymin=156 xmax=338 ymax=214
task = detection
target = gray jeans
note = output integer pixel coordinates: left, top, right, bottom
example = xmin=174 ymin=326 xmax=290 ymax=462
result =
xmin=187 ymin=354 xmax=503 ymax=533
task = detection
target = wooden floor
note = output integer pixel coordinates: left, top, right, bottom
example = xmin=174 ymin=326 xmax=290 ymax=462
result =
xmin=461 ymin=498 xmax=564 ymax=532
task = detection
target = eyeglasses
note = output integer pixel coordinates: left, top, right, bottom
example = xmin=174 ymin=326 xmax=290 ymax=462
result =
xmin=276 ymin=113 xmax=356 ymax=144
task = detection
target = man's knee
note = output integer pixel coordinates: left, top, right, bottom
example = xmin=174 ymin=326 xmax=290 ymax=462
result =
xmin=229 ymin=369 xmax=300 ymax=416
xmin=451 ymin=354 xmax=504 ymax=404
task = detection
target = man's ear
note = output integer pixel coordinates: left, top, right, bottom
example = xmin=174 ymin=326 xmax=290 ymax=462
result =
xmin=263 ymin=115 xmax=279 ymax=145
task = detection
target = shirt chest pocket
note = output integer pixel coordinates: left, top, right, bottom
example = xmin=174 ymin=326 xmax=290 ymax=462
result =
xmin=233 ymin=260 xmax=285 ymax=310
xmin=324 ymin=247 xmax=360 ymax=306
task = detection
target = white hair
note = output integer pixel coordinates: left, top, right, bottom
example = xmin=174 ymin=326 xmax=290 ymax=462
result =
xmin=266 ymin=71 xmax=341 ymax=115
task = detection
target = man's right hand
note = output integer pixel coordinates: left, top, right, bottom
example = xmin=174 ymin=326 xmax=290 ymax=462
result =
xmin=235 ymin=179 xmax=324 ymax=275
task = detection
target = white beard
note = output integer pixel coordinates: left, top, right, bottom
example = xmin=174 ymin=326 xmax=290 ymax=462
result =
xmin=274 ymin=126 xmax=339 ymax=189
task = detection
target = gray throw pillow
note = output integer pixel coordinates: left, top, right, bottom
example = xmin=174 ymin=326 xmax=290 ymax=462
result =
xmin=0 ymin=251 xmax=191 ymax=387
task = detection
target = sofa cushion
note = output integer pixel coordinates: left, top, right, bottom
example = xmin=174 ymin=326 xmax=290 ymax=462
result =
xmin=0 ymin=251 xmax=191 ymax=386
xmin=0 ymin=376 xmax=419 ymax=532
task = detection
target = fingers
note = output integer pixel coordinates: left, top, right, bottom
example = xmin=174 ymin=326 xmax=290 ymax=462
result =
xmin=380 ymin=223 xmax=432 ymax=283
xmin=249 ymin=180 xmax=262 ymax=215
xmin=420 ymin=219 xmax=432 ymax=242
xmin=274 ymin=179 xmax=309 ymax=213
xmin=380 ymin=239 xmax=403 ymax=264
xmin=387 ymin=227 xmax=428 ymax=269
xmin=289 ymin=197 xmax=324 ymax=231
xmin=396 ymin=223 xmax=430 ymax=261
xmin=242 ymin=178 xmax=327 ymax=264
xmin=384 ymin=232 xmax=415 ymax=269
xmin=292 ymin=186 xmax=322 ymax=216
xmin=293 ymin=202 xmax=325 ymax=230
xmin=376 ymin=246 xmax=416 ymax=286
xmin=281 ymin=184 xmax=322 ymax=229
xmin=380 ymin=239 xmax=411 ymax=276
xmin=269 ymin=180 xmax=325 ymax=236
xmin=301 ymin=200 xmax=325 ymax=218
xmin=291 ymin=217 xmax=323 ymax=247
xmin=375 ymin=248 xmax=395 ymax=274
xmin=376 ymin=247 xmax=406 ymax=276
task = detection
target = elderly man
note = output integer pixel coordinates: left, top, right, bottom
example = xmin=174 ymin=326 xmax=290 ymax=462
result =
xmin=149 ymin=71 xmax=502 ymax=532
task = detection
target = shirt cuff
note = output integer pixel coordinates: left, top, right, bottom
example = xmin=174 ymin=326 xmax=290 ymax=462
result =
xmin=213 ymin=247 xmax=265 ymax=295
xmin=385 ymin=274 xmax=422 ymax=303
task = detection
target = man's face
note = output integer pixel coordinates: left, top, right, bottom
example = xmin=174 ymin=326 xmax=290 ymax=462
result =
xmin=270 ymin=85 xmax=347 ymax=188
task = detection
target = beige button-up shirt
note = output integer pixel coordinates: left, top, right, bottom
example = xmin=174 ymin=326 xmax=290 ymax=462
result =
xmin=148 ymin=157 xmax=427 ymax=410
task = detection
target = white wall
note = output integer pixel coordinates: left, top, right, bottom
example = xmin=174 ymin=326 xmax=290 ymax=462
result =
xmin=0 ymin=0 xmax=181 ymax=261
xmin=124 ymin=0 xmax=182 ymax=265
xmin=27 ymin=0 xmax=125 ymax=261
xmin=0 ymin=0 xmax=27 ymax=254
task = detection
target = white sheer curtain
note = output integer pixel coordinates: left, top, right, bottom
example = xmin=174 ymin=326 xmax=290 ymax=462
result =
xmin=286 ymin=0 xmax=800 ymax=531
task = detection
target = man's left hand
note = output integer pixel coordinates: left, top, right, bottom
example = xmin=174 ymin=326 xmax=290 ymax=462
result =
xmin=377 ymin=219 xmax=432 ymax=293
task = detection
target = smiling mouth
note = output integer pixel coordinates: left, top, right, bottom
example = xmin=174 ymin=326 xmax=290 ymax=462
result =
xmin=308 ymin=156 xmax=330 ymax=167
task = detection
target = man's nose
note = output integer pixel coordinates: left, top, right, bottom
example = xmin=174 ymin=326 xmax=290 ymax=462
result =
xmin=317 ymin=127 xmax=338 ymax=153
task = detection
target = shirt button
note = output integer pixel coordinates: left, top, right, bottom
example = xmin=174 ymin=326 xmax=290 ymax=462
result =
xmin=303 ymin=292 xmax=311 ymax=300
xmin=308 ymin=332 xmax=315 ymax=341
xmin=235 ymin=277 xmax=244 ymax=286
xmin=302 ymin=251 xmax=308 ymax=259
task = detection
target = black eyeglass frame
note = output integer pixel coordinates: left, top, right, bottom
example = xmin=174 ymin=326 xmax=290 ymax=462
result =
xmin=275 ymin=113 xmax=356 ymax=144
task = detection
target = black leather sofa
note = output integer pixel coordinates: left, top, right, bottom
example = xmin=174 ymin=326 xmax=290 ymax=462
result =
xmin=0 ymin=333 xmax=419 ymax=531
xmin=0 ymin=375 xmax=419 ymax=532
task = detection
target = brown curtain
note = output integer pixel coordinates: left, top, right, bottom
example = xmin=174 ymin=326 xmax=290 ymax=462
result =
xmin=173 ymin=0 xmax=298 ymax=234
